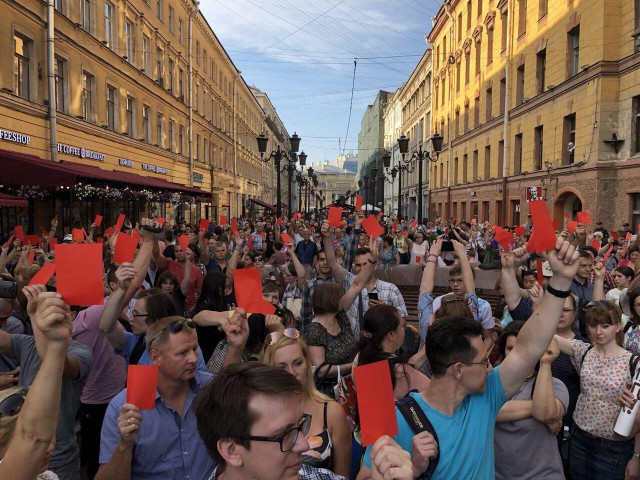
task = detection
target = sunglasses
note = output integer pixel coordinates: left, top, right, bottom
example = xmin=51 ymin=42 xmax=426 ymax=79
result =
xmin=267 ymin=328 xmax=300 ymax=345
xmin=0 ymin=386 xmax=29 ymax=417
xmin=255 ymin=257 xmax=264 ymax=262
xmin=262 ymin=278 xmax=278 ymax=286
xmin=147 ymin=319 xmax=195 ymax=348
xmin=585 ymin=300 xmax=616 ymax=311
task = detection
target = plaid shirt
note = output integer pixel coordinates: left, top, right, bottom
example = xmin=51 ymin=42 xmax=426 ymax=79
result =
xmin=208 ymin=463 xmax=345 ymax=480
xmin=342 ymin=228 xmax=360 ymax=271
xmin=588 ymin=268 xmax=616 ymax=292
xmin=300 ymin=275 xmax=336 ymax=334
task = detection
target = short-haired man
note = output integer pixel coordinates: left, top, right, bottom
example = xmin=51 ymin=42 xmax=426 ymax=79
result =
xmin=195 ymin=362 xmax=414 ymax=480
xmin=571 ymin=250 xmax=595 ymax=312
xmin=203 ymin=240 xmax=229 ymax=274
xmin=295 ymin=229 xmax=318 ymax=266
xmin=358 ymin=239 xmax=580 ymax=480
xmin=97 ymin=316 xmax=215 ymax=480
xmin=300 ymin=250 xmax=336 ymax=334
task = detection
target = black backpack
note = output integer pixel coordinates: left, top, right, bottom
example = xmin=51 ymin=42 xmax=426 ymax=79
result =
xmin=396 ymin=393 xmax=439 ymax=480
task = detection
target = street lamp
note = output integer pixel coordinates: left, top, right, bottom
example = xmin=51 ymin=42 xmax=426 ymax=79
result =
xmin=363 ymin=174 xmax=370 ymax=214
xmin=397 ymin=132 xmax=443 ymax=224
xmin=370 ymin=167 xmax=378 ymax=212
xmin=256 ymin=132 xmax=302 ymax=218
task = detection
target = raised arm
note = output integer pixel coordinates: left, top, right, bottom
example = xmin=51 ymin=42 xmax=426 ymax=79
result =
xmin=499 ymin=239 xmax=580 ymax=399
xmin=420 ymin=238 xmax=442 ymax=294
xmin=0 ymin=243 xmax=9 ymax=273
xmin=286 ymin=243 xmax=307 ymax=288
xmin=321 ymin=221 xmax=346 ymax=284
xmin=501 ymin=249 xmax=528 ymax=311
xmin=181 ymin=255 xmax=192 ymax=297
xmin=452 ymin=239 xmax=475 ymax=295
xmin=592 ymin=261 xmax=605 ymax=302
xmin=152 ymin=235 xmax=169 ymax=270
xmin=198 ymin=231 xmax=211 ymax=265
xmin=99 ymin=264 xmax=137 ymax=351
xmin=340 ymin=238 xmax=378 ymax=311
xmin=343 ymin=212 xmax=363 ymax=270
xmin=531 ymin=338 xmax=565 ymax=423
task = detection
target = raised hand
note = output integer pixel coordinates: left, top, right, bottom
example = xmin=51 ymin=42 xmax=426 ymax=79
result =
xmin=452 ymin=239 xmax=466 ymax=258
xmin=118 ymin=403 xmax=142 ymax=448
xmin=264 ymin=314 xmax=284 ymax=333
xmin=22 ymin=284 xmax=46 ymax=319
xmin=540 ymin=337 xmax=560 ymax=365
xmin=429 ymin=238 xmax=443 ymax=257
xmin=225 ymin=308 xmax=249 ymax=350
xmin=115 ymin=262 xmax=138 ymax=291
xmin=543 ymin=237 xmax=580 ymax=281
xmin=369 ymin=237 xmax=379 ymax=263
xmin=529 ymin=282 xmax=544 ymax=306
xmin=320 ymin=221 xmax=332 ymax=239
xmin=33 ymin=291 xmax=72 ymax=343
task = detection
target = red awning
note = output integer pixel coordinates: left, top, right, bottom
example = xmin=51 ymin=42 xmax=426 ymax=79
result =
xmin=0 ymin=193 xmax=28 ymax=207
xmin=249 ymin=198 xmax=276 ymax=211
xmin=0 ymin=149 xmax=205 ymax=195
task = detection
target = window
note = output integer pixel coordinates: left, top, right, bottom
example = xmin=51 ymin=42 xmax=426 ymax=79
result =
xmin=196 ymin=41 xmax=200 ymax=65
xmin=443 ymin=36 xmax=447 ymax=63
xmin=142 ymin=105 xmax=150 ymax=142
xmin=195 ymin=134 xmax=200 ymax=160
xmin=568 ymin=26 xmax=580 ymax=77
xmin=475 ymin=42 xmax=481 ymax=75
xmin=633 ymin=96 xmax=640 ymax=154
xmin=474 ymin=97 xmax=480 ymax=127
xmin=156 ymin=47 xmax=163 ymax=84
xmin=467 ymin=1 xmax=472 ymax=30
xmin=455 ymin=111 xmax=460 ymax=137
xmin=178 ymin=68 xmax=184 ymax=98
xmin=499 ymin=78 xmax=506 ymax=115
xmin=514 ymin=133 xmax=523 ymax=174
xmin=104 ymin=2 xmax=114 ymax=48
xmin=436 ymin=45 xmax=440 ymax=69
xmin=484 ymin=145 xmax=491 ymax=179
xmin=142 ymin=36 xmax=150 ymax=72
xmin=539 ymin=0 xmax=548 ymax=18
xmin=456 ymin=61 xmax=461 ymax=91
xmin=518 ymin=0 xmax=527 ymax=37
xmin=498 ymin=140 xmax=504 ymax=177
xmin=534 ymin=125 xmax=544 ymax=170
xmin=126 ymin=96 xmax=135 ymax=137
xmin=54 ymin=57 xmax=66 ymax=113
xmin=464 ymin=105 xmax=469 ymax=133
xmin=203 ymin=50 xmax=208 ymax=74
xmin=125 ymin=20 xmax=135 ymax=64
xmin=204 ymin=139 xmax=208 ymax=163
xmin=563 ymin=113 xmax=576 ymax=164
xmin=501 ymin=13 xmax=508 ymax=51
xmin=169 ymin=120 xmax=175 ymax=150
xmin=169 ymin=6 xmax=174 ymax=32
xmin=472 ymin=150 xmax=478 ymax=181
xmin=463 ymin=154 xmax=468 ymax=183
xmin=156 ymin=114 xmax=163 ymax=147
xmin=487 ymin=27 xmax=494 ymax=64
xmin=179 ymin=125 xmax=184 ymax=154
xmin=82 ymin=0 xmax=91 ymax=31
xmin=178 ymin=19 xmax=184 ymax=44
xmin=82 ymin=71 xmax=94 ymax=121
xmin=13 ymin=34 xmax=31 ymax=99
xmin=441 ymin=78 xmax=445 ymax=106
xmin=454 ymin=157 xmax=459 ymax=185
xmin=55 ymin=0 xmax=63 ymax=13
xmin=195 ymin=84 xmax=199 ymax=111
xmin=516 ymin=64 xmax=525 ymax=105
xmin=106 ymin=85 xmax=116 ymax=130
xmin=465 ymin=51 xmax=470 ymax=84
xmin=458 ymin=13 xmax=463 ymax=41
xmin=536 ymin=49 xmax=546 ymax=94
xmin=478 ymin=0 xmax=483 ymax=17
xmin=486 ymin=87 xmax=493 ymax=120
xmin=440 ymin=161 xmax=444 ymax=186
xmin=168 ymin=58 xmax=174 ymax=94
xmin=156 ymin=0 xmax=162 ymax=20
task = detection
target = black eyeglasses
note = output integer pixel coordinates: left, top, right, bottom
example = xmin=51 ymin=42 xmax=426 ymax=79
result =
xmin=239 ymin=414 xmax=312 ymax=452
xmin=445 ymin=357 xmax=491 ymax=369
xmin=147 ymin=319 xmax=196 ymax=348
xmin=255 ymin=257 xmax=264 ymax=262
xmin=0 ymin=386 xmax=29 ymax=417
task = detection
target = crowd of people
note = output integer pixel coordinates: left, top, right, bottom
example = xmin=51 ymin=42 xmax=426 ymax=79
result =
xmin=0 ymin=208 xmax=639 ymax=480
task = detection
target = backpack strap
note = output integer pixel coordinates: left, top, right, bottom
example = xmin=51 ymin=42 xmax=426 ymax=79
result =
xmin=630 ymin=353 xmax=640 ymax=377
xmin=579 ymin=345 xmax=594 ymax=370
xmin=396 ymin=393 xmax=439 ymax=480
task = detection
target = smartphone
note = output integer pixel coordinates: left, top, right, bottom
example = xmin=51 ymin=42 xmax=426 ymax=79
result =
xmin=442 ymin=240 xmax=454 ymax=252
xmin=368 ymin=292 xmax=378 ymax=301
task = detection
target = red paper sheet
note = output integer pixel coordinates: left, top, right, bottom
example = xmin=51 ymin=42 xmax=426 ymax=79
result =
xmin=231 ymin=219 xmax=238 ymax=235
xmin=276 ymin=217 xmax=283 ymax=226
xmin=592 ymin=240 xmax=601 ymax=251
xmin=28 ymin=263 xmax=56 ymax=286
xmin=56 ymin=243 xmax=104 ymax=306
xmin=355 ymin=195 xmax=363 ymax=211
xmin=535 ymin=259 xmax=544 ymax=286
xmin=104 ymin=227 xmax=115 ymax=238
xmin=626 ymin=232 xmax=633 ymax=241
xmin=603 ymin=245 xmax=614 ymax=264
xmin=281 ymin=233 xmax=293 ymax=245
xmin=126 ymin=365 xmax=159 ymax=410
xmin=328 ymin=206 xmax=343 ymax=227
xmin=576 ymin=210 xmax=592 ymax=225
xmin=114 ymin=214 xmax=126 ymax=232
xmin=220 ymin=215 xmax=228 ymax=226
xmin=564 ymin=212 xmax=570 ymax=219
xmin=94 ymin=215 xmax=103 ymax=227
xmin=14 ymin=226 xmax=24 ymax=241
xmin=415 ymin=256 xmax=421 ymax=264
xmin=514 ymin=226 xmax=525 ymax=236
xmin=199 ymin=219 xmax=210 ymax=232
xmin=361 ymin=216 xmax=384 ymax=239
xmin=97 ymin=237 xmax=104 ymax=244
xmin=494 ymin=227 xmax=514 ymax=251
xmin=528 ymin=200 xmax=557 ymax=253
xmin=177 ymin=235 xmax=190 ymax=252
xmin=28 ymin=249 xmax=35 ymax=264
xmin=612 ymin=231 xmax=619 ymax=241
xmin=3 ymin=235 xmax=14 ymax=247
xmin=233 ymin=269 xmax=276 ymax=315
xmin=552 ymin=219 xmax=559 ymax=231
xmin=260 ymin=232 xmax=266 ymax=239
xmin=403 ymin=230 xmax=408 ymax=237
xmin=156 ymin=217 xmax=166 ymax=225
xmin=247 ymin=235 xmax=254 ymax=251
xmin=72 ymin=228 xmax=85 ymax=243
xmin=23 ymin=235 xmax=41 ymax=247
xmin=113 ymin=233 xmax=139 ymax=264
xmin=353 ymin=360 xmax=398 ymax=446
xmin=567 ymin=221 xmax=578 ymax=234
xmin=411 ymin=220 xmax=418 ymax=228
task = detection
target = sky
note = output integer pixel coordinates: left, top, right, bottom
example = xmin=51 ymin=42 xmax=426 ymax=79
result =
xmin=201 ymin=0 xmax=442 ymax=167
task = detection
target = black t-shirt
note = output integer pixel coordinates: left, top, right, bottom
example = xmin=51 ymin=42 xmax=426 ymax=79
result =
xmin=192 ymin=301 xmax=226 ymax=363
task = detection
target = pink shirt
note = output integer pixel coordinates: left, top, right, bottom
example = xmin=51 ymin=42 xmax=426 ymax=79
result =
xmin=164 ymin=259 xmax=204 ymax=311
xmin=72 ymin=303 xmax=126 ymax=404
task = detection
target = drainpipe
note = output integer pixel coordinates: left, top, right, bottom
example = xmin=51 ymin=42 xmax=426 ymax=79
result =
xmin=232 ymin=70 xmax=242 ymax=218
xmin=443 ymin=2 xmax=454 ymax=219
xmin=501 ymin=0 xmax=513 ymax=225
xmin=47 ymin=0 xmax=58 ymax=162
xmin=188 ymin=1 xmax=200 ymax=187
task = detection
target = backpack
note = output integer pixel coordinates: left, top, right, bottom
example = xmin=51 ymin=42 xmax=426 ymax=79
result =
xmin=396 ymin=393 xmax=440 ymax=480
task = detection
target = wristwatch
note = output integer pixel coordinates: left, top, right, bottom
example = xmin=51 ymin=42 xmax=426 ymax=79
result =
xmin=633 ymin=451 xmax=640 ymax=459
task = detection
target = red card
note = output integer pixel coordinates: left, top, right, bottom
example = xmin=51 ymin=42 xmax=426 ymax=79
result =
xmin=528 ymin=200 xmax=557 ymax=253
xmin=104 ymin=227 xmax=115 ymax=237
xmin=23 ymin=235 xmax=41 ymax=247
xmin=535 ymin=259 xmax=544 ymax=286
xmin=55 ymin=243 xmax=104 ymax=306
xmin=552 ymin=219 xmax=560 ymax=231
xmin=231 ymin=219 xmax=238 ymax=235
xmin=177 ymin=235 xmax=190 ymax=252
xmin=72 ymin=228 xmax=85 ymax=243
xmin=28 ymin=263 xmax=56 ymax=286
xmin=403 ymin=230 xmax=408 ymax=237
xmin=113 ymin=232 xmax=139 ymax=264
xmin=220 ymin=215 xmax=228 ymax=226
xmin=94 ymin=215 xmax=103 ymax=227
xmin=603 ymin=245 xmax=614 ymax=264
xmin=39 ymin=226 xmax=48 ymax=235
xmin=126 ymin=365 xmax=159 ymax=410
xmin=131 ymin=229 xmax=141 ymax=244
xmin=97 ymin=237 xmax=104 ymax=244
xmin=28 ymin=249 xmax=35 ymax=264
xmin=260 ymin=232 xmax=266 ymax=239
xmin=514 ymin=226 xmax=525 ymax=236
xmin=353 ymin=360 xmax=398 ymax=446
xmin=328 ymin=207 xmax=343 ymax=227
xmin=361 ymin=216 xmax=384 ymax=239
xmin=3 ymin=235 xmax=14 ymax=247
xmin=567 ymin=221 xmax=578 ymax=234
xmin=415 ymin=256 xmax=421 ymax=263
xmin=592 ymin=240 xmax=601 ymax=251
xmin=156 ymin=217 xmax=166 ymax=225
xmin=14 ymin=226 xmax=25 ymax=241
xmin=114 ymin=214 xmax=126 ymax=232
xmin=49 ymin=238 xmax=57 ymax=252
xmin=411 ymin=220 xmax=418 ymax=228
xmin=576 ymin=210 xmax=592 ymax=225
xmin=233 ymin=268 xmax=276 ymax=315
xmin=494 ymin=227 xmax=514 ymax=251
xmin=281 ymin=233 xmax=293 ymax=245
xmin=612 ymin=231 xmax=619 ymax=241
xmin=626 ymin=232 xmax=633 ymax=241
xmin=276 ymin=217 xmax=283 ymax=226
xmin=355 ymin=195 xmax=363 ymax=211
xmin=247 ymin=235 xmax=254 ymax=251
xmin=199 ymin=218 xmax=210 ymax=232
xmin=564 ymin=212 xmax=570 ymax=219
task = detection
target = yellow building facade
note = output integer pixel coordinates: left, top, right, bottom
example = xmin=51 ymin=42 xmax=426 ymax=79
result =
xmin=427 ymin=0 xmax=640 ymax=229
xmin=0 ymin=0 xmax=282 ymax=232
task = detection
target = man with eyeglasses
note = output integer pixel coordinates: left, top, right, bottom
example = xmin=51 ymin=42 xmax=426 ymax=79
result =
xmin=195 ymin=362 xmax=414 ymax=480
xmin=97 ymin=313 xmax=223 ymax=480
xmin=358 ymin=239 xmax=581 ymax=480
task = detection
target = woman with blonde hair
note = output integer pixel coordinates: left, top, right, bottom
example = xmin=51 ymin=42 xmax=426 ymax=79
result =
xmin=260 ymin=331 xmax=352 ymax=478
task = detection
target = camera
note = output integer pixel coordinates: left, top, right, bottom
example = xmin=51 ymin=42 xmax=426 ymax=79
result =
xmin=0 ymin=279 xmax=18 ymax=299
xmin=274 ymin=305 xmax=286 ymax=318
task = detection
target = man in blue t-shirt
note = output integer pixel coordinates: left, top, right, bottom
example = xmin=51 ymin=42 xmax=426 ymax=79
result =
xmin=357 ymin=238 xmax=580 ymax=480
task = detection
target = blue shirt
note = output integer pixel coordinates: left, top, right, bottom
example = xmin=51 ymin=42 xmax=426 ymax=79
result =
xmin=99 ymin=371 xmax=215 ymax=480
xmin=119 ymin=332 xmax=206 ymax=372
xmin=363 ymin=368 xmax=507 ymax=480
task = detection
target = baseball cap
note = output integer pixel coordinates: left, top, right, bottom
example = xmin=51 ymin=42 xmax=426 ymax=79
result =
xmin=63 ymin=234 xmax=73 ymax=243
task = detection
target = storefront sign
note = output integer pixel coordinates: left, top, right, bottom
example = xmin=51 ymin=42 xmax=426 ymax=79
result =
xmin=193 ymin=172 xmax=204 ymax=184
xmin=119 ymin=159 xmax=134 ymax=168
xmin=0 ymin=128 xmax=31 ymax=145
xmin=57 ymin=143 xmax=106 ymax=162
xmin=142 ymin=163 xmax=169 ymax=175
